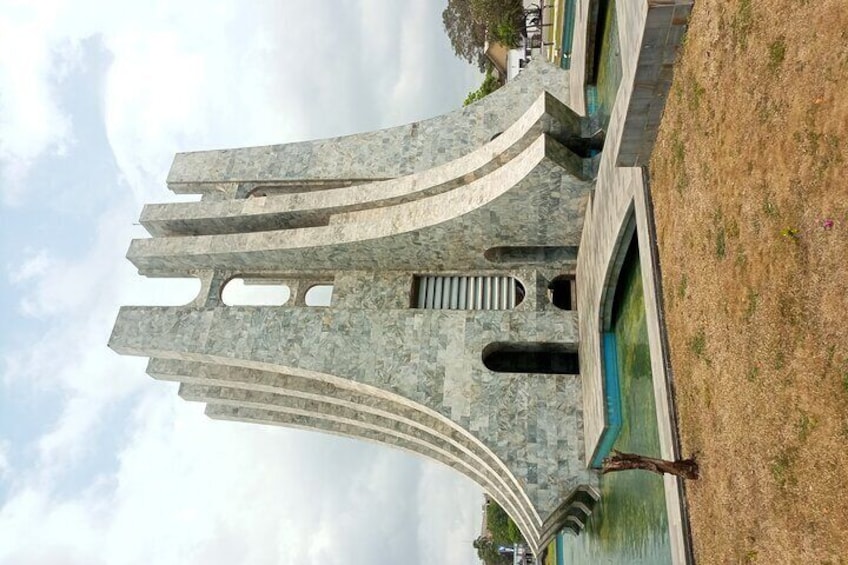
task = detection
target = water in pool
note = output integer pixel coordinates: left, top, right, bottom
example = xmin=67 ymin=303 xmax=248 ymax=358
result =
xmin=559 ymin=237 xmax=672 ymax=564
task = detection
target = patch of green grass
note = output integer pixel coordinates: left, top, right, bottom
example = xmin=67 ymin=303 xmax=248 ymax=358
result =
xmin=746 ymin=365 xmax=760 ymax=382
xmin=669 ymin=131 xmax=688 ymax=195
xmin=677 ymin=273 xmax=688 ymax=299
xmin=815 ymin=134 xmax=845 ymax=180
xmin=744 ymin=288 xmax=759 ymax=322
xmin=713 ymin=208 xmax=727 ymax=259
xmin=715 ymin=229 xmax=727 ymax=258
xmin=768 ymin=37 xmax=787 ymax=71
xmin=825 ymin=344 xmax=836 ymax=367
xmin=675 ymin=171 xmax=688 ymax=195
xmin=671 ymin=132 xmax=685 ymax=164
xmin=690 ymin=329 xmax=706 ymax=358
xmin=686 ymin=76 xmax=706 ymax=112
xmin=732 ymin=0 xmax=754 ymax=50
xmin=770 ymin=447 xmax=798 ymax=490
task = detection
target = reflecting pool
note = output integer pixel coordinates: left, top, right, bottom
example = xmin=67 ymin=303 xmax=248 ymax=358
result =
xmin=559 ymin=238 xmax=672 ymax=564
xmin=595 ymin=0 xmax=623 ymax=130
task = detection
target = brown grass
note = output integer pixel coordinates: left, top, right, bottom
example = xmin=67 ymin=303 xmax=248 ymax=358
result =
xmin=649 ymin=1 xmax=848 ymax=563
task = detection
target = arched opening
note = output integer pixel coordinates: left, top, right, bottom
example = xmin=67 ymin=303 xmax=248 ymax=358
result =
xmin=413 ymin=276 xmax=524 ymax=310
xmin=549 ymin=275 xmax=575 ymax=310
xmin=482 ymin=343 xmax=579 ymax=374
xmin=221 ymin=278 xmax=290 ymax=306
xmin=305 ymin=284 xmax=334 ymax=306
xmin=484 ymin=246 xmax=578 ymax=264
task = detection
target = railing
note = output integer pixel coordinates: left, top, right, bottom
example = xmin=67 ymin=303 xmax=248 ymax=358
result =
xmin=560 ymin=0 xmax=578 ymax=69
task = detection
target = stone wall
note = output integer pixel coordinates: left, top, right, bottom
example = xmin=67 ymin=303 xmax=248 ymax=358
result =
xmin=111 ymin=60 xmax=600 ymax=554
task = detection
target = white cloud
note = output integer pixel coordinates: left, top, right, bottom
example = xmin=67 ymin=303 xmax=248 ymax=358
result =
xmin=0 ymin=391 xmax=481 ymax=565
xmin=7 ymin=248 xmax=53 ymax=284
xmin=0 ymin=6 xmax=74 ymax=205
xmin=0 ymin=0 xmax=486 ymax=562
xmin=0 ymin=439 xmax=10 ymax=479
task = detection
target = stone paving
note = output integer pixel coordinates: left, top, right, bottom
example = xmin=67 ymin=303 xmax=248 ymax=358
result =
xmin=575 ymin=1 xmax=694 ymax=563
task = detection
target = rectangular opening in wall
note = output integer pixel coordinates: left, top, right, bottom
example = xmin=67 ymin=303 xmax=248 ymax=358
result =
xmin=549 ymin=275 xmax=575 ymax=310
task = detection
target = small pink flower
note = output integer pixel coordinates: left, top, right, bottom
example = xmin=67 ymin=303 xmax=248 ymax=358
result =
xmin=823 ymin=219 xmax=834 ymax=229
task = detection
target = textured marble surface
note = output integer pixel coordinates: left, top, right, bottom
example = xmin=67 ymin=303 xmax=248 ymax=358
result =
xmin=111 ymin=60 xmax=603 ymax=554
xmin=165 ymin=64 xmax=573 ymax=193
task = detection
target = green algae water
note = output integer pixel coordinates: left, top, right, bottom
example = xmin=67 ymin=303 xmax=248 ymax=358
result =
xmin=595 ymin=0 xmax=623 ymax=129
xmin=559 ymin=239 xmax=672 ymax=564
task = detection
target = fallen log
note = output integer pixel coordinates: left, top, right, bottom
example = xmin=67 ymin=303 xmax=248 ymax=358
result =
xmin=600 ymin=450 xmax=700 ymax=480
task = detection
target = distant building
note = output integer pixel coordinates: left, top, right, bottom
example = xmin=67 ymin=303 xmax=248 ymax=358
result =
xmin=484 ymin=40 xmax=525 ymax=83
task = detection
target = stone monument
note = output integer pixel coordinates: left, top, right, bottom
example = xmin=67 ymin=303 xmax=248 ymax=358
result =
xmin=109 ymin=62 xmax=603 ymax=552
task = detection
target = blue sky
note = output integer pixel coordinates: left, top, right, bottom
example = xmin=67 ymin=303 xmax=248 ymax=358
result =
xmin=0 ymin=2 xmax=485 ymax=563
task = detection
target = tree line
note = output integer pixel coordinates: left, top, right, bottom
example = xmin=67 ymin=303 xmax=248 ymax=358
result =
xmin=442 ymin=0 xmax=525 ymax=105
xmin=473 ymin=499 xmax=524 ymax=565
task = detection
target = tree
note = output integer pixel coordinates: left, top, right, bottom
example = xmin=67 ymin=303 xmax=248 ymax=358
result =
xmin=442 ymin=0 xmax=524 ymax=71
xmin=463 ymin=68 xmax=502 ymax=106
xmin=473 ymin=536 xmax=511 ymax=565
xmin=470 ymin=0 xmax=524 ymax=47
xmin=442 ymin=0 xmax=488 ymax=71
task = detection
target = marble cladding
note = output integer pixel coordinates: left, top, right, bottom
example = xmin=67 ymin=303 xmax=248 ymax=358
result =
xmin=128 ymin=135 xmax=593 ymax=276
xmin=618 ymin=0 xmax=694 ymax=167
xmin=166 ymin=64 xmax=572 ymax=193
xmin=111 ymin=59 xmax=603 ymax=552
xmin=111 ymin=303 xmax=593 ymax=548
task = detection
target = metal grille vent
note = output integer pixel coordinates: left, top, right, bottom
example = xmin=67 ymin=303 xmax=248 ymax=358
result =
xmin=414 ymin=276 xmax=524 ymax=310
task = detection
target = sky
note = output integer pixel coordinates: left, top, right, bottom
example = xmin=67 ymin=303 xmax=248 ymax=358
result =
xmin=0 ymin=1 xmax=487 ymax=563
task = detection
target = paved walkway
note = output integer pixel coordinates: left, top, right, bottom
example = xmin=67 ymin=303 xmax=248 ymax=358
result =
xmin=572 ymin=1 xmax=694 ymax=564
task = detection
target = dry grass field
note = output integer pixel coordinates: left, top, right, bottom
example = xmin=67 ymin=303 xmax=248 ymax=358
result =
xmin=650 ymin=1 xmax=848 ymax=563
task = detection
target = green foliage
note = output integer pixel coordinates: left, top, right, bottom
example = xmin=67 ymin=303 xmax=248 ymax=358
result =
xmin=473 ymin=536 xmax=511 ymax=565
xmin=744 ymin=288 xmax=759 ymax=322
xmin=486 ymin=501 xmax=523 ymax=544
xmin=506 ymin=519 xmax=521 ymax=543
xmin=493 ymin=21 xmax=520 ymax=48
xmin=442 ymin=0 xmax=524 ymax=71
xmin=443 ymin=0 xmax=488 ymax=71
xmin=732 ymin=0 xmax=753 ymax=50
xmin=715 ymin=228 xmax=726 ymax=258
xmin=770 ymin=447 xmax=798 ymax=490
xmin=472 ymin=501 xmax=525 ymax=565
xmin=689 ymin=329 xmax=706 ymax=358
xmin=768 ymin=37 xmax=787 ymax=71
xmin=464 ymin=68 xmax=502 ymax=106
xmin=780 ymin=226 xmax=799 ymax=242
